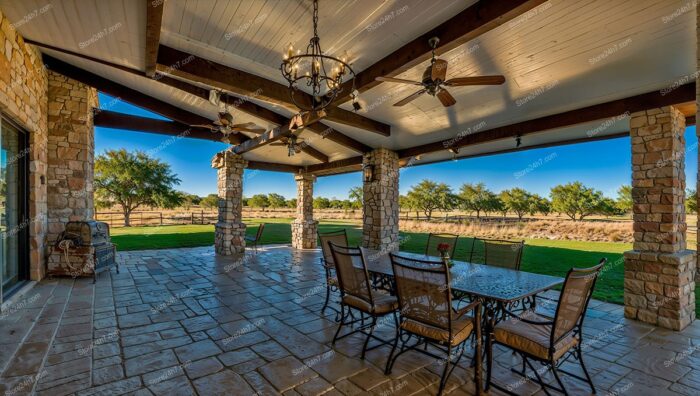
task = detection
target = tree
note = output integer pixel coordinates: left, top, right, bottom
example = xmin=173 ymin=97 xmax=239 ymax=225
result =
xmin=287 ymin=198 xmax=297 ymax=208
xmin=248 ymin=194 xmax=270 ymax=210
xmin=458 ymin=183 xmax=495 ymax=219
xmin=406 ymin=180 xmax=454 ymax=220
xmin=499 ymin=188 xmax=532 ymax=220
xmin=686 ymin=189 xmax=697 ymax=214
xmin=490 ymin=196 xmax=507 ymax=217
xmin=267 ymin=193 xmax=287 ymax=209
xmin=529 ymin=194 xmax=551 ymax=216
xmin=180 ymin=193 xmax=201 ymax=210
xmin=313 ymin=196 xmax=331 ymax=209
xmin=616 ymin=185 xmax=633 ymax=214
xmin=550 ymin=182 xmax=605 ymax=221
xmin=598 ymin=197 xmax=622 ymax=217
xmin=95 ymin=149 xmax=181 ymax=226
xmin=200 ymin=194 xmax=219 ymax=209
xmin=348 ymin=186 xmax=363 ymax=209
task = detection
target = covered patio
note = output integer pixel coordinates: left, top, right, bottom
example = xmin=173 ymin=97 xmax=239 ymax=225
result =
xmin=0 ymin=0 xmax=699 ymax=394
xmin=1 ymin=245 xmax=699 ymax=395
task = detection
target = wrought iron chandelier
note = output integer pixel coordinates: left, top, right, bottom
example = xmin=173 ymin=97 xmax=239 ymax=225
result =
xmin=280 ymin=0 xmax=355 ymax=112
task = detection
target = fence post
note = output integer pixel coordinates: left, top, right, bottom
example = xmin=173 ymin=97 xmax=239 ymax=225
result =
xmin=201 ymin=210 xmax=204 ymax=225
xmin=160 ymin=212 xmax=163 ymax=226
xmin=191 ymin=212 xmax=194 ymax=224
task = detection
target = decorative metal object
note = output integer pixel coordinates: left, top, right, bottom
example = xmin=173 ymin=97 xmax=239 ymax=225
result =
xmin=280 ymin=0 xmax=356 ymax=112
xmin=363 ymin=164 xmax=374 ymax=183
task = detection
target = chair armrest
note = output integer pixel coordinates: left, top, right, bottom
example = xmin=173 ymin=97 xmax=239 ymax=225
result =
xmin=502 ymin=306 xmax=554 ymax=325
xmin=453 ymin=300 xmax=480 ymax=319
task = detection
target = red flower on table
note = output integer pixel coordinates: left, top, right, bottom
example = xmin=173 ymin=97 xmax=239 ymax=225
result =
xmin=437 ymin=243 xmax=451 ymax=254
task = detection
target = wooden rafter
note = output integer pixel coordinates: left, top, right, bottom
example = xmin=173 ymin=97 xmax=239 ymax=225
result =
xmin=145 ymin=0 xmax=164 ymax=77
xmin=42 ymin=55 xmax=248 ymax=145
xmin=333 ymin=0 xmax=548 ymax=104
xmin=308 ymin=84 xmax=696 ymax=175
xmin=156 ymin=45 xmax=390 ymax=136
xmin=94 ymin=110 xmax=219 ymax=140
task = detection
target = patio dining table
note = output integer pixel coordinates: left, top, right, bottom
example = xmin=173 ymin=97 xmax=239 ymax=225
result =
xmin=362 ymin=248 xmax=565 ymax=385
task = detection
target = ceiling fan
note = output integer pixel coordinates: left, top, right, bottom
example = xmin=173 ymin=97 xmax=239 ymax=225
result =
xmin=194 ymin=91 xmax=267 ymax=143
xmin=375 ymin=37 xmax=506 ymax=107
xmin=270 ymin=134 xmax=306 ymax=157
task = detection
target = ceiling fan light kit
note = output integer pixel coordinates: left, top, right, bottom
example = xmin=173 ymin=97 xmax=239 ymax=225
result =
xmin=375 ymin=36 xmax=506 ymax=107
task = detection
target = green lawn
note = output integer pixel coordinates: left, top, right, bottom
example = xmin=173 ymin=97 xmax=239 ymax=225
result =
xmin=110 ymin=220 xmax=698 ymax=314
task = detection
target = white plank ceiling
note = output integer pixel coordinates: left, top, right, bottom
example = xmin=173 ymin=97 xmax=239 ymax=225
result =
xmin=0 ymin=0 xmax=695 ymax=170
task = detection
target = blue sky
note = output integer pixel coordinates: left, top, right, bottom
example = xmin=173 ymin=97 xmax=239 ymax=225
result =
xmin=95 ymin=93 xmax=699 ymax=199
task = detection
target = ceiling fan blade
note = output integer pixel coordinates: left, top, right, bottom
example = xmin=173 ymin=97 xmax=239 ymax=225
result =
xmin=444 ymin=75 xmax=506 ymax=86
xmin=231 ymin=122 xmax=257 ymax=128
xmin=431 ymin=59 xmax=448 ymax=82
xmin=393 ymin=89 xmax=427 ymax=106
xmin=191 ymin=124 xmax=216 ymax=130
xmin=375 ymin=76 xmax=423 ymax=85
xmin=233 ymin=127 xmax=266 ymax=134
xmin=436 ymin=88 xmax=456 ymax=107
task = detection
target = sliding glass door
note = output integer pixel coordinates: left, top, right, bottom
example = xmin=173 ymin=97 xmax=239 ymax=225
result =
xmin=0 ymin=116 xmax=28 ymax=301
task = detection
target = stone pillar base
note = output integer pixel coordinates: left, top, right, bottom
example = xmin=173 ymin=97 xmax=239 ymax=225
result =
xmin=623 ymin=249 xmax=696 ymax=330
xmin=215 ymin=222 xmax=246 ymax=255
xmin=292 ymin=220 xmax=318 ymax=249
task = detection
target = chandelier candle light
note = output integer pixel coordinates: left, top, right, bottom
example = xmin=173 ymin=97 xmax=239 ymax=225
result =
xmin=281 ymin=0 xmax=357 ymax=112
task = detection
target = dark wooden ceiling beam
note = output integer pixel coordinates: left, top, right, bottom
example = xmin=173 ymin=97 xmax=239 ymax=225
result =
xmin=41 ymin=55 xmax=250 ymax=144
xmin=94 ymin=109 xmax=219 ymax=140
xmin=333 ymin=0 xmax=548 ymax=104
xmin=145 ymin=0 xmax=164 ymax=77
xmin=397 ymin=83 xmax=696 ymax=159
xmin=156 ymin=45 xmax=390 ymax=136
xmin=247 ymin=161 xmax=301 ymax=173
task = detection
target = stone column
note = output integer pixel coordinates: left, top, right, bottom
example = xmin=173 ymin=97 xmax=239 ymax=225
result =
xmin=291 ymin=173 xmax=318 ymax=249
xmin=46 ymin=71 xmax=98 ymax=244
xmin=623 ymin=107 xmax=696 ymax=331
xmin=362 ymin=148 xmax=399 ymax=252
xmin=211 ymin=150 xmax=247 ymax=255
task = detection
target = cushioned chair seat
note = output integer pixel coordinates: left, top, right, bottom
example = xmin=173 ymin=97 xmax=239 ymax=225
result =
xmin=401 ymin=317 xmax=474 ymax=346
xmin=342 ymin=294 xmax=398 ymax=314
xmin=493 ymin=312 xmax=578 ymax=361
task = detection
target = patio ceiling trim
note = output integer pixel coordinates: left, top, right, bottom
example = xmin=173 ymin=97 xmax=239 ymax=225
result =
xmin=145 ymin=0 xmax=164 ymax=77
xmin=42 ymin=55 xmax=248 ymax=145
xmin=332 ymin=0 xmax=549 ymax=104
xmin=155 ymin=45 xmax=390 ymax=136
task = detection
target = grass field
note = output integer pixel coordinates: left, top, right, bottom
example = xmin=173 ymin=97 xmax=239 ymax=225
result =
xmin=110 ymin=219 xmax=699 ymax=314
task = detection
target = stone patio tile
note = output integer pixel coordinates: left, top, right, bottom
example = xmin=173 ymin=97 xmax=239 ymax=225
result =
xmin=294 ymin=376 xmax=333 ymax=396
xmin=147 ymin=374 xmax=196 ymax=396
xmin=3 ymin=342 xmax=50 ymax=377
xmin=304 ymin=351 xmax=368 ymax=383
xmin=616 ymin=344 xmax=692 ymax=381
xmin=174 ymin=339 xmax=222 ymax=362
xmin=76 ymin=376 xmax=143 ymax=395
xmin=251 ymin=340 xmax=292 ymax=361
xmin=123 ymin=336 xmax=191 ymax=358
xmin=217 ymin=348 xmax=260 ymax=367
xmin=348 ymin=366 xmax=392 ymax=391
xmin=125 ymin=349 xmax=179 ymax=377
xmin=192 ymin=370 xmax=254 ymax=395
xmin=230 ymin=356 xmax=267 ymax=375
xmin=180 ymin=315 xmax=219 ymax=332
xmin=92 ymin=364 xmax=125 ymax=386
xmin=242 ymin=371 xmax=280 ymax=395
xmin=183 ymin=357 xmax=223 ymax=380
xmin=259 ymin=356 xmax=319 ymax=392
xmin=121 ymin=332 xmax=162 ymax=347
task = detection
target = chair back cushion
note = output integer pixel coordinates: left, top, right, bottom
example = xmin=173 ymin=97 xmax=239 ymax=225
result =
xmin=329 ymin=243 xmax=372 ymax=304
xmin=390 ymin=253 xmax=452 ymax=332
xmin=552 ymin=262 xmax=605 ymax=341
xmin=483 ymin=239 xmax=524 ymax=270
xmin=318 ymin=230 xmax=348 ymax=266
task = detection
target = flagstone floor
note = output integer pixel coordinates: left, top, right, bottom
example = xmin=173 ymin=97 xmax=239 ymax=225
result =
xmin=0 ymin=245 xmax=699 ymax=395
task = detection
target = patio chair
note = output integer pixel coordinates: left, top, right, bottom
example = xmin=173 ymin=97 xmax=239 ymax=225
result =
xmin=329 ymin=243 xmax=399 ymax=359
xmin=474 ymin=238 xmax=524 ymax=270
xmin=486 ymin=259 xmax=606 ymax=395
xmin=245 ymin=223 xmax=265 ymax=253
xmin=386 ymin=253 xmax=482 ymax=396
xmin=425 ymin=233 xmax=459 ymax=258
xmin=317 ymin=229 xmax=348 ymax=316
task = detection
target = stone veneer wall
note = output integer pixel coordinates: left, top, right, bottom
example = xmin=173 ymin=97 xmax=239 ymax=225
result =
xmin=362 ymin=148 xmax=399 ymax=252
xmin=0 ymin=10 xmax=49 ymax=281
xmin=46 ymin=71 xmax=97 ymax=244
xmin=291 ymin=173 xmax=317 ymax=249
xmin=212 ymin=150 xmax=246 ymax=255
xmin=623 ymin=107 xmax=696 ymax=331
